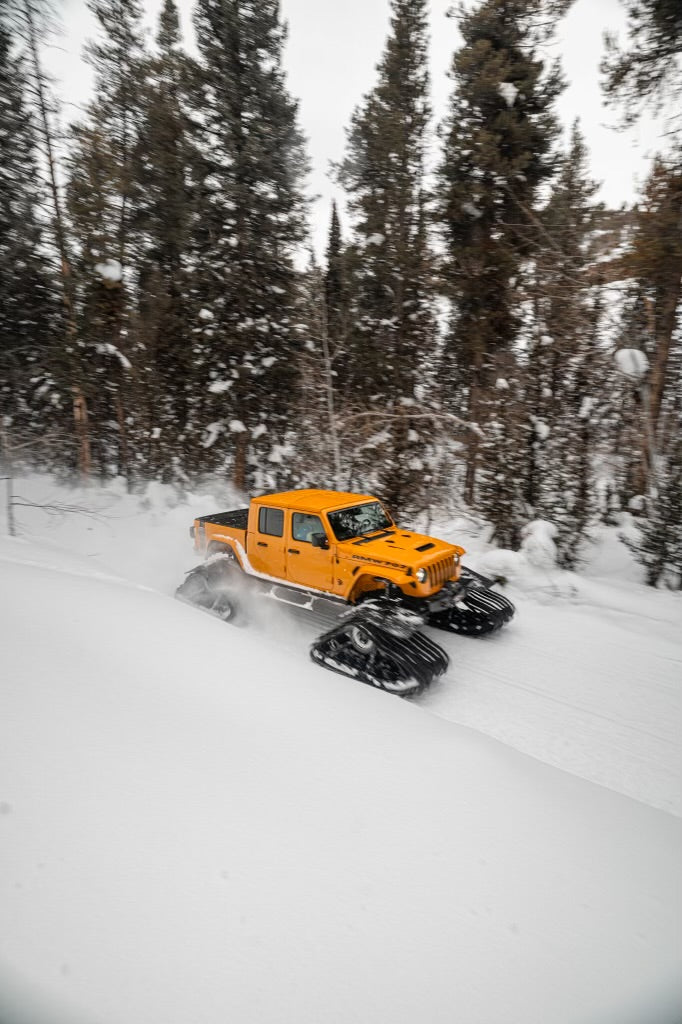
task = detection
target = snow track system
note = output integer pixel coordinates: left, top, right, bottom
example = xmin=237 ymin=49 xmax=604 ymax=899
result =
xmin=175 ymin=556 xmax=514 ymax=698
xmin=175 ymin=555 xmax=242 ymax=623
xmin=310 ymin=603 xmax=449 ymax=697
xmin=429 ymin=567 xmax=515 ymax=637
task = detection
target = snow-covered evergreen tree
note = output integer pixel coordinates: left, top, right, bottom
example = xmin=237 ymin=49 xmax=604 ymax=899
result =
xmin=67 ymin=0 xmax=147 ymax=482
xmin=323 ymin=202 xmax=349 ymax=399
xmin=133 ymin=0 xmax=203 ymax=481
xmin=0 ymin=17 xmax=59 ymax=454
xmin=602 ymin=0 xmax=682 ymax=127
xmin=628 ymin=435 xmax=682 ymax=588
xmin=437 ymin=0 xmax=563 ymax=533
xmin=193 ymin=0 xmax=309 ymax=491
xmin=339 ymin=0 xmax=436 ymax=510
xmin=525 ymin=123 xmax=610 ymax=567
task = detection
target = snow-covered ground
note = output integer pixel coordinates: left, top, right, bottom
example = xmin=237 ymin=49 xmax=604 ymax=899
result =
xmin=1 ymin=475 xmax=680 ymax=1024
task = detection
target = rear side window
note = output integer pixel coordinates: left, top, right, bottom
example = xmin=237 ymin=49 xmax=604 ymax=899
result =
xmin=258 ymin=506 xmax=284 ymax=537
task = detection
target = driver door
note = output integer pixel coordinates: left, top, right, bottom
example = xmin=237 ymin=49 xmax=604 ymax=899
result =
xmin=286 ymin=512 xmax=333 ymax=592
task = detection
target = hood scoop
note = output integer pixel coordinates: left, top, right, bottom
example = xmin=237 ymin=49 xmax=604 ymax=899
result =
xmin=352 ymin=530 xmax=394 ymax=545
xmin=352 ymin=533 xmax=440 ymax=553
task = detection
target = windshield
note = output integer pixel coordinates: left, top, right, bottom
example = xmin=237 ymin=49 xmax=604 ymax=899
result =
xmin=327 ymin=501 xmax=392 ymax=541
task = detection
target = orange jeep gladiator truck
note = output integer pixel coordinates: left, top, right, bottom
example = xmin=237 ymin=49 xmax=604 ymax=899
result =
xmin=178 ymin=489 xmax=514 ymax=695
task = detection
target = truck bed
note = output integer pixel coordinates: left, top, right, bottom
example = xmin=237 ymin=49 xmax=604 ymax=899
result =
xmin=191 ymin=507 xmax=249 ymax=552
xmin=195 ymin=508 xmax=249 ymax=531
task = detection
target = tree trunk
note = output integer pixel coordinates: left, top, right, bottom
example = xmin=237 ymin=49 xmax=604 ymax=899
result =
xmin=115 ymin=392 xmax=130 ymax=489
xmin=233 ymin=432 xmax=247 ymax=493
xmin=320 ymin=321 xmax=342 ymax=487
xmin=649 ymin=270 xmax=682 ymax=435
xmin=464 ymin=377 xmax=481 ymax=505
xmin=0 ymin=426 xmax=16 ymax=537
xmin=73 ymin=389 xmax=91 ymax=479
xmin=23 ymin=0 xmax=91 ymax=479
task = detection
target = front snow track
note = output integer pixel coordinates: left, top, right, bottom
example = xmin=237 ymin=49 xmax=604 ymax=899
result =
xmin=175 ymin=555 xmax=514 ymax=697
xmin=429 ymin=567 xmax=515 ymax=636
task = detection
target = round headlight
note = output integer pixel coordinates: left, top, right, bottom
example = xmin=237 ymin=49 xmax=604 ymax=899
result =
xmin=416 ymin=567 xmax=428 ymax=584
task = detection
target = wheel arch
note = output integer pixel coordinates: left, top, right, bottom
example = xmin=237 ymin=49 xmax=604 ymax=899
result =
xmin=205 ymin=539 xmax=244 ymax=570
xmin=348 ymin=570 xmax=408 ymax=605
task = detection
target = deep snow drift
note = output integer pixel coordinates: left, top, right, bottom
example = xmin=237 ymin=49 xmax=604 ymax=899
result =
xmin=1 ymin=475 xmax=680 ymax=1024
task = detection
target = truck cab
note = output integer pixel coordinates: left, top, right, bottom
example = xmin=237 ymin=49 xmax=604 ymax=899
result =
xmin=192 ymin=489 xmax=465 ymax=605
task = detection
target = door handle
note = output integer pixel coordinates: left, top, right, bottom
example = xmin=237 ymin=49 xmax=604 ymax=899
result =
xmin=257 ymin=541 xmax=268 ymax=547
xmin=288 ymin=548 xmax=300 ymax=555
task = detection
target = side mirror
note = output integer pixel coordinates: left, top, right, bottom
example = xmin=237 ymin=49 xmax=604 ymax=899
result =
xmin=311 ymin=532 xmax=329 ymax=550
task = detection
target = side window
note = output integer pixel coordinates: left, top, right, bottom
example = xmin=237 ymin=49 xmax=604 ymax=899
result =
xmin=258 ymin=506 xmax=284 ymax=537
xmin=292 ymin=513 xmax=324 ymax=544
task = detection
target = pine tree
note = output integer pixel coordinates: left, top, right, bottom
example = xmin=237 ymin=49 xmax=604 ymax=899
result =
xmin=0 ymin=18 xmax=58 ymax=456
xmin=628 ymin=435 xmax=682 ymax=587
xmin=609 ymin=156 xmax=682 ymax=501
xmin=437 ymin=0 xmax=563 ymax=538
xmin=324 ymin=202 xmax=348 ymax=391
xmin=193 ymin=0 xmax=309 ymax=492
xmin=67 ymin=0 xmax=147 ymax=482
xmin=526 ymin=122 xmax=609 ymax=567
xmin=628 ymin=156 xmax=682 ymax=444
xmin=339 ymin=0 xmax=435 ymax=510
xmin=290 ymin=252 xmax=342 ymax=488
xmin=133 ymin=0 xmax=203 ymax=481
xmin=615 ymin=154 xmax=682 ymax=582
xmin=602 ymin=0 xmax=682 ymax=126
xmin=2 ymin=0 xmax=95 ymax=477
xmin=84 ymin=0 xmax=146 ymax=270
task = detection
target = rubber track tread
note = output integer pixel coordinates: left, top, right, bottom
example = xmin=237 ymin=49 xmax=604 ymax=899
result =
xmin=431 ymin=582 xmax=515 ymax=636
xmin=310 ymin=611 xmax=448 ymax=697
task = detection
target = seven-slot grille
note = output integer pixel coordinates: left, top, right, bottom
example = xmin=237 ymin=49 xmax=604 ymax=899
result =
xmin=426 ymin=556 xmax=456 ymax=589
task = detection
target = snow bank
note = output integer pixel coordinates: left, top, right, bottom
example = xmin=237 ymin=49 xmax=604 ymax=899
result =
xmin=0 ymin=533 xmax=680 ymax=1024
xmin=418 ymin=512 xmax=681 ymax=815
xmin=3 ymin=475 xmax=681 ymax=817
xmin=521 ymin=518 xmax=558 ymax=568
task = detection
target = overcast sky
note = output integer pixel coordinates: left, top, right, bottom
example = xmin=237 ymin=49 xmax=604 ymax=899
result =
xmin=49 ymin=0 xmax=661 ymax=255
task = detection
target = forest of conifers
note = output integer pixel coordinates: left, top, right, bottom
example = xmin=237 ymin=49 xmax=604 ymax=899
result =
xmin=0 ymin=0 xmax=680 ymax=584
